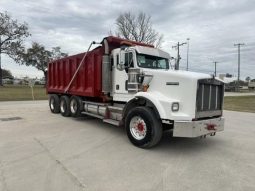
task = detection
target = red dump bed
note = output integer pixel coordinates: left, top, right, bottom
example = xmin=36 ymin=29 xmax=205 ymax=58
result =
xmin=47 ymin=36 xmax=154 ymax=100
xmin=47 ymin=46 xmax=104 ymax=98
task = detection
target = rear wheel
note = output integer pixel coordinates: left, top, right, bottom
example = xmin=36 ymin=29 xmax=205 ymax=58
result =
xmin=70 ymin=96 xmax=83 ymax=117
xmin=60 ymin=96 xmax=71 ymax=117
xmin=125 ymin=107 xmax=162 ymax=148
xmin=49 ymin=94 xmax=60 ymax=113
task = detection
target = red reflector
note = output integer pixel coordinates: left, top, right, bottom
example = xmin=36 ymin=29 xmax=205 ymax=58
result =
xmin=206 ymin=123 xmax=217 ymax=130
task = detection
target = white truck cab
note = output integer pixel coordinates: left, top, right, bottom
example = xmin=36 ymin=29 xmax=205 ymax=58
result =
xmin=111 ymin=46 xmax=171 ymax=101
xmin=110 ymin=45 xmax=224 ymax=145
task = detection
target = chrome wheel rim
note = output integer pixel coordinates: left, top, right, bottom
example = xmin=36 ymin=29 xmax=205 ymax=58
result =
xmin=60 ymin=100 xmax=65 ymax=113
xmin=50 ymin=98 xmax=55 ymax=110
xmin=129 ymin=116 xmax=147 ymax=140
xmin=70 ymin=99 xmax=77 ymax=114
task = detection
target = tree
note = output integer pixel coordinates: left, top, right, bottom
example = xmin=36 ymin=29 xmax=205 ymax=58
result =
xmin=2 ymin=68 xmax=13 ymax=79
xmin=0 ymin=11 xmax=30 ymax=85
xmin=226 ymin=73 xmax=233 ymax=78
xmin=245 ymin=76 xmax=251 ymax=82
xmin=22 ymin=42 xmax=67 ymax=82
xmin=113 ymin=12 xmax=163 ymax=48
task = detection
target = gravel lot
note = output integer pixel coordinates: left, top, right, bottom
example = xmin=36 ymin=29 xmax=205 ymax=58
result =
xmin=0 ymin=101 xmax=255 ymax=191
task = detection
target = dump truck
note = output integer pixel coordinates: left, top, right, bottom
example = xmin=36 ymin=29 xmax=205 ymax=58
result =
xmin=47 ymin=36 xmax=224 ymax=148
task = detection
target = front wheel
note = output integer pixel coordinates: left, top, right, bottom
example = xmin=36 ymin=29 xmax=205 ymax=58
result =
xmin=125 ymin=107 xmax=163 ymax=148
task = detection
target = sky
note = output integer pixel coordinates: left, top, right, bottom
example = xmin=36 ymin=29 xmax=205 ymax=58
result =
xmin=1 ymin=0 xmax=255 ymax=79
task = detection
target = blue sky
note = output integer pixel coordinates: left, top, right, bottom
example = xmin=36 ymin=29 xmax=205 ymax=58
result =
xmin=1 ymin=0 xmax=255 ymax=79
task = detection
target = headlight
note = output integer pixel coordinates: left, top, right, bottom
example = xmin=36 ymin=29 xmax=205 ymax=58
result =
xmin=172 ymin=102 xmax=179 ymax=112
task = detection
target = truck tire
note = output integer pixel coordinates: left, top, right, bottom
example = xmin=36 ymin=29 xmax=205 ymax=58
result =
xmin=70 ymin=96 xmax=83 ymax=117
xmin=49 ymin=94 xmax=60 ymax=113
xmin=125 ymin=106 xmax=163 ymax=148
xmin=60 ymin=96 xmax=71 ymax=117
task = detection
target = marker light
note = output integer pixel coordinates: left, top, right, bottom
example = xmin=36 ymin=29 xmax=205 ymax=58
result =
xmin=172 ymin=102 xmax=179 ymax=112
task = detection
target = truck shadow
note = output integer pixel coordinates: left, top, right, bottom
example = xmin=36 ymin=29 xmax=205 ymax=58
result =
xmin=73 ymin=116 xmax=224 ymax=154
xmin=154 ymin=131 xmax=224 ymax=153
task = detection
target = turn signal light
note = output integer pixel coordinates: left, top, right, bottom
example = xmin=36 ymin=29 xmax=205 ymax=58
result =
xmin=143 ymin=85 xmax=149 ymax=92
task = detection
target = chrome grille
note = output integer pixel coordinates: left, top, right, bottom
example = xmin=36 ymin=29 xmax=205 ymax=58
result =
xmin=196 ymin=79 xmax=224 ymax=118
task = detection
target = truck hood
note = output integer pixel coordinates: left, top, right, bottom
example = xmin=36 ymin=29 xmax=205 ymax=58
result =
xmin=140 ymin=69 xmax=213 ymax=120
xmin=142 ymin=69 xmax=212 ymax=81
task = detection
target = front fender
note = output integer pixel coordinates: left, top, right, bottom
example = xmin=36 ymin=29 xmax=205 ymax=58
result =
xmin=134 ymin=92 xmax=178 ymax=119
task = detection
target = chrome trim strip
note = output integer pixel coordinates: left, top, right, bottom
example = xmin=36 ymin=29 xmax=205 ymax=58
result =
xmin=201 ymin=84 xmax=204 ymax=110
xmin=215 ymin=86 xmax=218 ymax=109
xmin=196 ymin=110 xmax=222 ymax=118
xmin=209 ymin=85 xmax=212 ymax=109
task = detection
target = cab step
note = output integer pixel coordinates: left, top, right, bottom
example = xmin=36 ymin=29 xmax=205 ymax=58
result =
xmin=103 ymin=119 xmax=120 ymax=126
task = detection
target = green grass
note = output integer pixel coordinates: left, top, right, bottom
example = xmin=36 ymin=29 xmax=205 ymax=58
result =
xmin=0 ymin=85 xmax=48 ymax=101
xmin=224 ymin=96 xmax=255 ymax=113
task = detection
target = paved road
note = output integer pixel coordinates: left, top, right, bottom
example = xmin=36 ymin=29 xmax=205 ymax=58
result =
xmin=0 ymin=101 xmax=255 ymax=191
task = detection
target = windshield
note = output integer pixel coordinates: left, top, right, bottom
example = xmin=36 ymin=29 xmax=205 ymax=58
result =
xmin=137 ymin=54 xmax=169 ymax=69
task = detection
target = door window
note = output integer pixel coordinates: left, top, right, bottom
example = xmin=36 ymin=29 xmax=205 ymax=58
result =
xmin=124 ymin=52 xmax=134 ymax=68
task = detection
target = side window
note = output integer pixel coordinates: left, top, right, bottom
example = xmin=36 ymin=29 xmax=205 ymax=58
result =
xmin=124 ymin=53 xmax=129 ymax=67
xmin=124 ymin=52 xmax=134 ymax=68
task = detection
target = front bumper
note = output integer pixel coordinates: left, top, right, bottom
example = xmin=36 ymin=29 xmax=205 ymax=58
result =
xmin=173 ymin=117 xmax=224 ymax=137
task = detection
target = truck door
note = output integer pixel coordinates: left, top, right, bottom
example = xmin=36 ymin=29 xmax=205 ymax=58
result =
xmin=112 ymin=49 xmax=135 ymax=102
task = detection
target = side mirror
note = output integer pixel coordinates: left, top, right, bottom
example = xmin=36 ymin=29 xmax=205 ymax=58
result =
xmin=117 ymin=50 xmax=125 ymax=71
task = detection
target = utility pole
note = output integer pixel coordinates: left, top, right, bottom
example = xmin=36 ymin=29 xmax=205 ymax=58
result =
xmin=234 ymin=43 xmax=245 ymax=91
xmin=213 ymin=61 xmax=218 ymax=77
xmin=0 ymin=35 xmax=2 ymax=86
xmin=186 ymin=38 xmax=190 ymax=71
xmin=172 ymin=41 xmax=187 ymax=70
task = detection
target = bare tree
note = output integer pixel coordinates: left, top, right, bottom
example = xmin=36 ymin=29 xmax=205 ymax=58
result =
xmin=0 ymin=11 xmax=30 ymax=85
xmin=113 ymin=12 xmax=163 ymax=48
